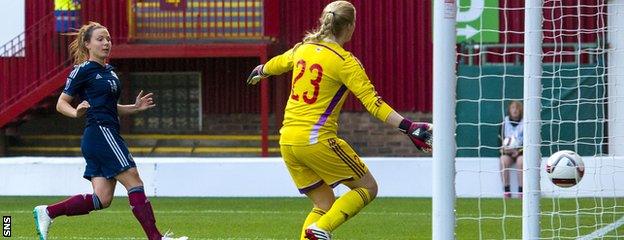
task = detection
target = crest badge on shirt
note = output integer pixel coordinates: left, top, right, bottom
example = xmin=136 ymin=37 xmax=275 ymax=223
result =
xmin=111 ymin=71 xmax=119 ymax=80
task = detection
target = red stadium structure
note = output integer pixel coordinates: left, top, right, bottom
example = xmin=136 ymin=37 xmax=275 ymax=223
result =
xmin=0 ymin=0 xmax=434 ymax=157
xmin=0 ymin=0 xmax=603 ymax=157
xmin=1 ymin=0 xmax=277 ymax=155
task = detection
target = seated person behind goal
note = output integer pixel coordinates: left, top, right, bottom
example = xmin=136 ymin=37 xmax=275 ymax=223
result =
xmin=500 ymin=101 xmax=524 ymax=198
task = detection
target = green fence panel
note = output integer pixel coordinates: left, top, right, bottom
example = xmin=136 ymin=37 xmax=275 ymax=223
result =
xmin=456 ymin=63 xmax=606 ymax=157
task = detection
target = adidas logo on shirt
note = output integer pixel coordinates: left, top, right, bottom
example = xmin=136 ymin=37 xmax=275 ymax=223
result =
xmin=96 ymin=74 xmax=102 ymax=79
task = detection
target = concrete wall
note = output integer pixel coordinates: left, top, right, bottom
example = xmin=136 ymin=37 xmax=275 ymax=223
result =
xmin=1 ymin=156 xmax=622 ymax=198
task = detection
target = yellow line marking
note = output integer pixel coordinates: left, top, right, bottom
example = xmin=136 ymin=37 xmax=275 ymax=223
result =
xmin=188 ymin=1 xmax=263 ymax=8
xmin=138 ymin=22 xmax=256 ymax=27
xmin=8 ymin=147 xmax=280 ymax=154
xmin=135 ymin=11 xmax=262 ymax=18
xmin=19 ymin=134 xmax=279 ymax=141
xmin=135 ymin=21 xmax=262 ymax=28
xmin=129 ymin=147 xmax=155 ymax=153
xmin=153 ymin=147 xmax=193 ymax=153
xmin=193 ymin=147 xmax=280 ymax=153
xmin=136 ymin=1 xmax=263 ymax=8
xmin=134 ymin=33 xmax=264 ymax=39
xmin=7 ymin=147 xmax=82 ymax=152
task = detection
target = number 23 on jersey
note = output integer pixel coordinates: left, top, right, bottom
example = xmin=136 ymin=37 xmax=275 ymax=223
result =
xmin=291 ymin=59 xmax=323 ymax=104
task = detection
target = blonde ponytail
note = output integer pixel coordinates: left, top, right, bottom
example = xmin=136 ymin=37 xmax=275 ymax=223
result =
xmin=303 ymin=1 xmax=355 ymax=43
xmin=65 ymin=21 xmax=106 ymax=65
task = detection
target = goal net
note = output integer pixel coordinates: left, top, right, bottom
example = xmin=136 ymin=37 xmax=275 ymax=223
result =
xmin=453 ymin=0 xmax=624 ymax=239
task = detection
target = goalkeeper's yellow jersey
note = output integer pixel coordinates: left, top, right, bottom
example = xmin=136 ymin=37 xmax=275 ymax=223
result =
xmin=263 ymin=40 xmax=395 ymax=146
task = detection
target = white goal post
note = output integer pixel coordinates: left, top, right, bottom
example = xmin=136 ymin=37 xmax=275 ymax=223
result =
xmin=522 ymin=0 xmax=543 ymax=238
xmin=432 ymin=0 xmax=458 ymax=239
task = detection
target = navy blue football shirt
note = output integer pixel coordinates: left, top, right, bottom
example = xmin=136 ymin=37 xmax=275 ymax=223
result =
xmin=63 ymin=60 xmax=122 ymax=130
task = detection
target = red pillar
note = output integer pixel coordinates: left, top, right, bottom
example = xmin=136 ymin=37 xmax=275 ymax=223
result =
xmin=263 ymin=0 xmax=280 ymax=38
xmin=260 ymin=51 xmax=269 ymax=157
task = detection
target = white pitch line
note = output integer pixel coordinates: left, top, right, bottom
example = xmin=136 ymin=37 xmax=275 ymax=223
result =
xmin=577 ymin=215 xmax=624 ymax=240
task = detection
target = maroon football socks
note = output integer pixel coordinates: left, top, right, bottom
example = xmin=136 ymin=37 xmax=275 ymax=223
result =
xmin=128 ymin=186 xmax=162 ymax=240
xmin=46 ymin=194 xmax=96 ymax=218
xmin=45 ymin=187 xmax=162 ymax=240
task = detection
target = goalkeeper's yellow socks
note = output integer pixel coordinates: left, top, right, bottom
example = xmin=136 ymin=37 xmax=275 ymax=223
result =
xmin=300 ymin=208 xmax=326 ymax=239
xmin=315 ymin=188 xmax=373 ymax=232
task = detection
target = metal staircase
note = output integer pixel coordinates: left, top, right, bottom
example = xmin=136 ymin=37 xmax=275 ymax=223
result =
xmin=0 ymin=9 xmax=74 ymax=128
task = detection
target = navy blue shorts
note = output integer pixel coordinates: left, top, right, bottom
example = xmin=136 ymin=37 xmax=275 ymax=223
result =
xmin=81 ymin=125 xmax=136 ymax=180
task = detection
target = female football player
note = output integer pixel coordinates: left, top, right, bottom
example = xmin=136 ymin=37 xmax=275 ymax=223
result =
xmin=246 ymin=1 xmax=432 ymax=239
xmin=33 ymin=22 xmax=187 ymax=240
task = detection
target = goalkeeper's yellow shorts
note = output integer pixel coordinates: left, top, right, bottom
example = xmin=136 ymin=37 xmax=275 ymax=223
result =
xmin=280 ymin=138 xmax=369 ymax=194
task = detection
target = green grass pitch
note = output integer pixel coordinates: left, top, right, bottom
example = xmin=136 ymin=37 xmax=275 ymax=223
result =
xmin=1 ymin=196 xmax=622 ymax=239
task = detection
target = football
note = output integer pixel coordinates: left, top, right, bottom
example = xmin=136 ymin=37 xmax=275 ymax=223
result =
xmin=545 ymin=150 xmax=585 ymax=187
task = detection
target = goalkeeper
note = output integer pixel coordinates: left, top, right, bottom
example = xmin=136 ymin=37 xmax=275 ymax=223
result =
xmin=246 ymin=1 xmax=431 ymax=239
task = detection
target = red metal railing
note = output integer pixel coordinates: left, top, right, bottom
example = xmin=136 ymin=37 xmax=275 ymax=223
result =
xmin=0 ymin=4 xmax=78 ymax=127
xmin=127 ymin=0 xmax=265 ymax=42
xmin=1 ymin=0 xmax=269 ymax=113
